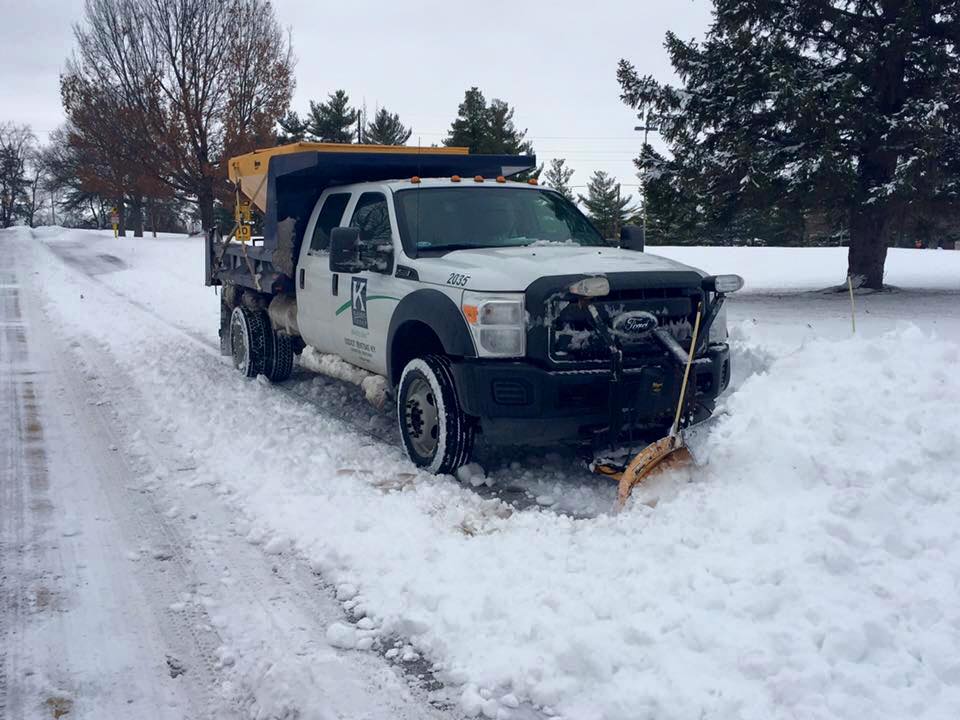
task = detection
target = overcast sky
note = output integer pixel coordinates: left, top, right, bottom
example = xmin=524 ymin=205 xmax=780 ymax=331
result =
xmin=0 ymin=0 xmax=711 ymax=197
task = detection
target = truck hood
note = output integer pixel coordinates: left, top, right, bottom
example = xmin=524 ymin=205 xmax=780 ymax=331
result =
xmin=414 ymin=245 xmax=704 ymax=292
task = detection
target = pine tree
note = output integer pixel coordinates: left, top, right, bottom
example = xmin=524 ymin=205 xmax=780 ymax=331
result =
xmin=365 ymin=107 xmax=412 ymax=145
xmin=618 ymin=1 xmax=960 ymax=288
xmin=277 ymin=110 xmax=307 ymax=143
xmin=486 ymin=99 xmax=534 ymax=155
xmin=305 ymin=90 xmax=357 ymax=144
xmin=444 ymin=87 xmax=491 ymax=153
xmin=579 ymin=170 xmax=639 ymax=241
xmin=543 ymin=158 xmax=575 ymax=200
xmin=444 ymin=88 xmax=534 ymax=156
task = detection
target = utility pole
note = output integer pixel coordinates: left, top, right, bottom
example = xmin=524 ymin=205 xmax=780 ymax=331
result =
xmin=615 ymin=182 xmax=622 ymax=242
xmin=634 ymin=108 xmax=658 ymax=240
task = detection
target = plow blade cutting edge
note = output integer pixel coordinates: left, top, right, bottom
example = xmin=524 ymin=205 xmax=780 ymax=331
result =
xmin=609 ymin=302 xmax=704 ymax=510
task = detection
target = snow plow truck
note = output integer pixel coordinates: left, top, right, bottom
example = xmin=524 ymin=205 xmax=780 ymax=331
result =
xmin=205 ymin=142 xmax=742 ymax=478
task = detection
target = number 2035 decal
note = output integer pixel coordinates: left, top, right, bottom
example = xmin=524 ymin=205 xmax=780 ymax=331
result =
xmin=446 ymin=273 xmax=470 ymax=287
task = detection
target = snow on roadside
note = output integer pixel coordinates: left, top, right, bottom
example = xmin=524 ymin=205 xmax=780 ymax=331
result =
xmin=656 ymin=245 xmax=960 ymax=293
xmin=25 ymin=229 xmax=960 ymax=720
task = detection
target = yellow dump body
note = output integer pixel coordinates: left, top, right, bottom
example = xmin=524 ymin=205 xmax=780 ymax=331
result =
xmin=227 ymin=142 xmax=470 ymax=214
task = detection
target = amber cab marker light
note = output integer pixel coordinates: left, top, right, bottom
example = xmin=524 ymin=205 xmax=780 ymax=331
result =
xmin=528 ymin=178 xmax=538 ymax=185
xmin=474 ymin=175 xmax=484 ymax=182
xmin=451 ymin=175 xmax=461 ymax=182
xmin=496 ymin=176 xmax=506 ymax=183
xmin=411 ymin=176 xmax=421 ymax=184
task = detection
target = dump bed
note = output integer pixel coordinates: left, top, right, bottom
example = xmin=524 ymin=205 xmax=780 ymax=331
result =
xmin=206 ymin=142 xmax=537 ymax=292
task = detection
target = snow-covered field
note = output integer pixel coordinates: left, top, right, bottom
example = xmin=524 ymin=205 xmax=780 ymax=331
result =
xmin=3 ymin=226 xmax=959 ymax=720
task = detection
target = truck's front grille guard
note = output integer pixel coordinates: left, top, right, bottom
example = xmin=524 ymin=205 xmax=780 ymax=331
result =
xmin=546 ymin=289 xmax=702 ymax=366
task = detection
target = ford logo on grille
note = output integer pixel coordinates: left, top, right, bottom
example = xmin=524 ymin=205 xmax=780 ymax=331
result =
xmin=613 ymin=311 xmax=658 ymax=337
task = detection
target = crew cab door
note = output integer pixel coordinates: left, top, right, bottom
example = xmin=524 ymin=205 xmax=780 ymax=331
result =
xmin=330 ymin=189 xmax=403 ymax=375
xmin=296 ymin=191 xmax=352 ymax=353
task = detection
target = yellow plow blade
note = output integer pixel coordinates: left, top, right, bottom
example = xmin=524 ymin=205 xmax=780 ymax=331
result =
xmin=615 ymin=434 xmax=693 ymax=509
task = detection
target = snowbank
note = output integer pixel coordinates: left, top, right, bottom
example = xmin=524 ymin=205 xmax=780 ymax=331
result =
xmin=24 ymin=228 xmax=960 ymax=719
xmin=655 ymin=245 xmax=960 ymax=293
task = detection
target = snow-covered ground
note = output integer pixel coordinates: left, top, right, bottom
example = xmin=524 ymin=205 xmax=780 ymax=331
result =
xmin=3 ymin=226 xmax=959 ymax=720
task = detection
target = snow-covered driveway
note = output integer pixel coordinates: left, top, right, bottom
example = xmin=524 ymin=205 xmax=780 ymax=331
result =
xmin=3 ymin=226 xmax=959 ymax=720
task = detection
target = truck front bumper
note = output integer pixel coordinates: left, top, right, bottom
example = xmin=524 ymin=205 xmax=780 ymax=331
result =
xmin=450 ymin=344 xmax=730 ymax=445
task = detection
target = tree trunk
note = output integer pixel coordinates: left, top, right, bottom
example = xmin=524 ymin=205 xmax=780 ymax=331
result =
xmin=148 ymin=197 xmax=157 ymax=237
xmin=847 ymin=204 xmax=890 ymax=289
xmin=198 ymin=182 xmax=215 ymax=233
xmin=129 ymin=195 xmax=144 ymax=238
xmin=117 ymin=199 xmax=126 ymax=237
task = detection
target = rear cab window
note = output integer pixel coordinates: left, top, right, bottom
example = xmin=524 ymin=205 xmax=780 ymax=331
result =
xmin=348 ymin=191 xmax=394 ymax=274
xmin=309 ymin=193 xmax=351 ymax=253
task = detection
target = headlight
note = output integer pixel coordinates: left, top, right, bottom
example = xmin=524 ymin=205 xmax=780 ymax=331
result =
xmin=702 ymin=274 xmax=744 ymax=293
xmin=462 ymin=291 xmax=526 ymax=357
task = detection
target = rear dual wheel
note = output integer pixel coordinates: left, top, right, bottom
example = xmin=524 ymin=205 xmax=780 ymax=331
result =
xmin=229 ymin=306 xmax=294 ymax=382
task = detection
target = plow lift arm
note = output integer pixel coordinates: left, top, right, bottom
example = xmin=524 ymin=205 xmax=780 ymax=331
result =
xmin=584 ymin=273 xmax=744 ymax=509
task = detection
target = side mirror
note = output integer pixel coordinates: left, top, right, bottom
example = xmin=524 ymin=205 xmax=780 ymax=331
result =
xmin=329 ymin=227 xmax=362 ymax=273
xmin=620 ymin=224 xmax=645 ymax=252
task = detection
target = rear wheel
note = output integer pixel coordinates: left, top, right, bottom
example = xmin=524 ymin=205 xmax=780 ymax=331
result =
xmin=230 ymin=306 xmax=270 ymax=378
xmin=266 ymin=330 xmax=294 ymax=382
xmin=397 ymin=354 xmax=474 ymax=475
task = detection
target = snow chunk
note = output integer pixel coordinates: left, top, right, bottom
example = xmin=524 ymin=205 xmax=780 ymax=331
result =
xmin=460 ymin=685 xmax=485 ymax=717
xmin=456 ymin=462 xmax=490 ymax=487
xmin=335 ymin=583 xmax=358 ymax=601
xmin=325 ymin=622 xmax=357 ymax=650
xmin=300 ymin=347 xmax=389 ymax=409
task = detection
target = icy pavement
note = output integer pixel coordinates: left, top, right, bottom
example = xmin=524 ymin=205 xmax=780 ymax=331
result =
xmin=3 ymin=226 xmax=960 ymax=720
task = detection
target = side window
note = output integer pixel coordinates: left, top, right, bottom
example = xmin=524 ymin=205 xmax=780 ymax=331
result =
xmin=309 ymin=193 xmax=351 ymax=253
xmin=349 ymin=192 xmax=394 ymax=274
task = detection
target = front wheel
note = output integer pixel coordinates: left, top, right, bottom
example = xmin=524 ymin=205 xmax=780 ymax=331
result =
xmin=397 ymin=355 xmax=475 ymax=475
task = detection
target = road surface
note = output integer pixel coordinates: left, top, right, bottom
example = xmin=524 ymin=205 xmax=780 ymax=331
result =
xmin=0 ymin=235 xmax=452 ymax=720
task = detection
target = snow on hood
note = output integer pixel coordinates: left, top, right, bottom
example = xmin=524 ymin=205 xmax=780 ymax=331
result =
xmin=412 ymin=245 xmax=705 ymax=292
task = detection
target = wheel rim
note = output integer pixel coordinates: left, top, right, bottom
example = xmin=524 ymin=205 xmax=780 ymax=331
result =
xmin=404 ymin=375 xmax=439 ymax=459
xmin=230 ymin=309 xmax=249 ymax=373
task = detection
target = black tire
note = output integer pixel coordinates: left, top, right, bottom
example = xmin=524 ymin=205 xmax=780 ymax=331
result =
xmin=230 ymin=306 xmax=270 ymax=378
xmin=266 ymin=330 xmax=294 ymax=383
xmin=397 ymin=354 xmax=475 ymax=475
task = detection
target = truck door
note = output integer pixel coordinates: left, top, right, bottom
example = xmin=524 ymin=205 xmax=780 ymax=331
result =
xmin=331 ymin=190 xmax=403 ymax=375
xmin=296 ymin=191 xmax=352 ymax=353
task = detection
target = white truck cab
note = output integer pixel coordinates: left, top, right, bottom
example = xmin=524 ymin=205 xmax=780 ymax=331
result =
xmin=207 ymin=145 xmax=741 ymax=475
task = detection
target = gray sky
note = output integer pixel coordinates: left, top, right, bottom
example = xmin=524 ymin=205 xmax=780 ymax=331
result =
xmin=0 ymin=0 xmax=711 ymax=198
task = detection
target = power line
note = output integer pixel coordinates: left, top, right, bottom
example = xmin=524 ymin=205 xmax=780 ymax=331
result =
xmin=408 ymin=130 xmax=644 ymax=141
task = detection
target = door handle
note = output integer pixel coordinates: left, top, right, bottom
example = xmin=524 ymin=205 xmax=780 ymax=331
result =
xmin=299 ymin=267 xmax=305 ymax=289
xmin=332 ymin=273 xmax=339 ymax=296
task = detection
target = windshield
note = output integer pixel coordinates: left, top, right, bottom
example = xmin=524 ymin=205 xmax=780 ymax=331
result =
xmin=394 ymin=187 xmax=605 ymax=253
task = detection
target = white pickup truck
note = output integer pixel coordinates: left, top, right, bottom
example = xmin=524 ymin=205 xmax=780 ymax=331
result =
xmin=206 ymin=143 xmax=741 ymax=474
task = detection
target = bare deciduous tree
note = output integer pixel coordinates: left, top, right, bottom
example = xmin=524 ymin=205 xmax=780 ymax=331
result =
xmin=0 ymin=122 xmax=36 ymax=228
xmin=71 ymin=0 xmax=295 ymax=230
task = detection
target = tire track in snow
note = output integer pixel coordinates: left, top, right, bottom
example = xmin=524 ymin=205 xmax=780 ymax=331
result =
xmin=16 ymin=260 xmax=225 ymax=717
xmin=36 ymin=239 xmax=458 ymax=718
xmin=0 ymin=263 xmax=48 ymax=720
xmin=0 ymin=277 xmax=24 ymax=720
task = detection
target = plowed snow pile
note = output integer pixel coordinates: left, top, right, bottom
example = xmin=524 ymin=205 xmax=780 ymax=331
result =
xmin=27 ymin=230 xmax=960 ymax=720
